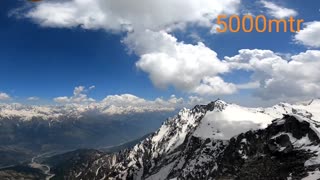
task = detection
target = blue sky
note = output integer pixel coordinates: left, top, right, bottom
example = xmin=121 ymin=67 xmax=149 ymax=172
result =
xmin=0 ymin=1 xmax=174 ymax=102
xmin=0 ymin=0 xmax=320 ymax=106
xmin=0 ymin=21 xmax=162 ymax=100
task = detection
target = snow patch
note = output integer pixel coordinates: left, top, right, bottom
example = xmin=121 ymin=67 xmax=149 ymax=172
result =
xmin=193 ymin=104 xmax=275 ymax=140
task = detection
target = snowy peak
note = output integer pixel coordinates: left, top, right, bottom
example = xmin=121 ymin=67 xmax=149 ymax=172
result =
xmin=151 ymin=99 xmax=320 ymax=149
xmin=52 ymin=113 xmax=320 ymax=179
xmin=151 ymin=99 xmax=230 ymax=153
xmin=204 ymin=99 xmax=228 ymax=111
xmin=122 ymin=100 xmax=320 ymax=179
xmin=151 ymin=102 xmax=209 ymax=154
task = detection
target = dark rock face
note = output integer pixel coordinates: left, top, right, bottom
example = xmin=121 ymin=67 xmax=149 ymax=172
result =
xmin=46 ymin=102 xmax=320 ymax=180
xmin=214 ymin=116 xmax=320 ymax=180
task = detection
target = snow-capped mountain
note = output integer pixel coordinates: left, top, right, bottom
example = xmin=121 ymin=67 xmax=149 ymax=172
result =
xmin=46 ymin=99 xmax=320 ymax=180
xmin=0 ymin=103 xmax=174 ymax=167
xmin=0 ymin=101 xmax=174 ymax=122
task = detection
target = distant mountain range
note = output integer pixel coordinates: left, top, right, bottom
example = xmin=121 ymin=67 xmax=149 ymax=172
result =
xmin=0 ymin=103 xmax=174 ymax=167
xmin=2 ymin=99 xmax=320 ymax=179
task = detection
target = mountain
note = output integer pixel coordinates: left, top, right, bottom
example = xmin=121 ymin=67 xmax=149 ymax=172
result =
xmin=0 ymin=103 xmax=174 ymax=167
xmin=44 ymin=99 xmax=320 ymax=180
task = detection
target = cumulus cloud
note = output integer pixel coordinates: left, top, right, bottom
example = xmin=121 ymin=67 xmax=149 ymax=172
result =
xmin=51 ymin=85 xmax=190 ymax=114
xmin=50 ymin=85 xmax=216 ymax=115
xmin=225 ymin=49 xmax=320 ymax=100
xmin=188 ymin=96 xmax=210 ymax=105
xmin=100 ymin=94 xmax=184 ymax=115
xmin=294 ymin=21 xmax=320 ymax=48
xmin=20 ymin=0 xmax=242 ymax=96
xmin=96 ymin=93 xmax=215 ymax=115
xmin=193 ymin=76 xmax=237 ymax=95
xmin=126 ymin=30 xmax=233 ymax=95
xmin=54 ymin=96 xmax=71 ymax=104
xmin=261 ymin=1 xmax=297 ymax=18
xmin=25 ymin=0 xmax=239 ymax=31
xmin=18 ymin=0 xmax=318 ymax=102
xmin=0 ymin=93 xmax=11 ymax=101
xmin=54 ymin=86 xmax=95 ymax=104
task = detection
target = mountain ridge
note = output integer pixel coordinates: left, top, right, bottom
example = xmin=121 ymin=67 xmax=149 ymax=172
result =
xmin=43 ymin=99 xmax=320 ymax=180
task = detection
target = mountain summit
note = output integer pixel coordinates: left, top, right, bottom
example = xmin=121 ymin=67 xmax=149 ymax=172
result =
xmin=43 ymin=99 xmax=320 ymax=180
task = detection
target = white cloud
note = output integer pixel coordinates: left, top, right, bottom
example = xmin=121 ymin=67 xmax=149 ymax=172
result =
xmin=0 ymin=94 xmax=186 ymax=120
xmin=73 ymin=86 xmax=85 ymax=96
xmin=102 ymin=94 xmax=149 ymax=107
xmin=295 ymin=21 xmax=320 ymax=48
xmin=210 ymin=24 xmax=223 ymax=34
xmin=25 ymin=0 xmax=239 ymax=32
xmin=21 ymin=0 xmax=241 ymax=97
xmin=54 ymin=86 xmax=95 ymax=104
xmin=291 ymin=50 xmax=320 ymax=62
xmin=126 ymin=30 xmax=233 ymax=95
xmin=54 ymin=96 xmax=70 ymax=104
xmin=188 ymin=96 xmax=210 ymax=105
xmin=27 ymin=97 xmax=40 ymax=101
xmin=19 ymin=0 xmax=320 ymax=103
xmin=261 ymin=1 xmax=297 ymax=18
xmin=0 ymin=93 xmax=11 ymax=101
xmin=100 ymin=94 xmax=184 ymax=115
xmin=102 ymin=94 xmax=184 ymax=108
xmin=51 ymin=86 xmax=188 ymax=115
xmin=193 ymin=76 xmax=237 ymax=95
xmin=225 ymin=49 xmax=320 ymax=100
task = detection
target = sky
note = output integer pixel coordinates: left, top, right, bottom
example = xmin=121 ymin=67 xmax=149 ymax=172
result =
xmin=0 ymin=0 xmax=320 ymax=108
